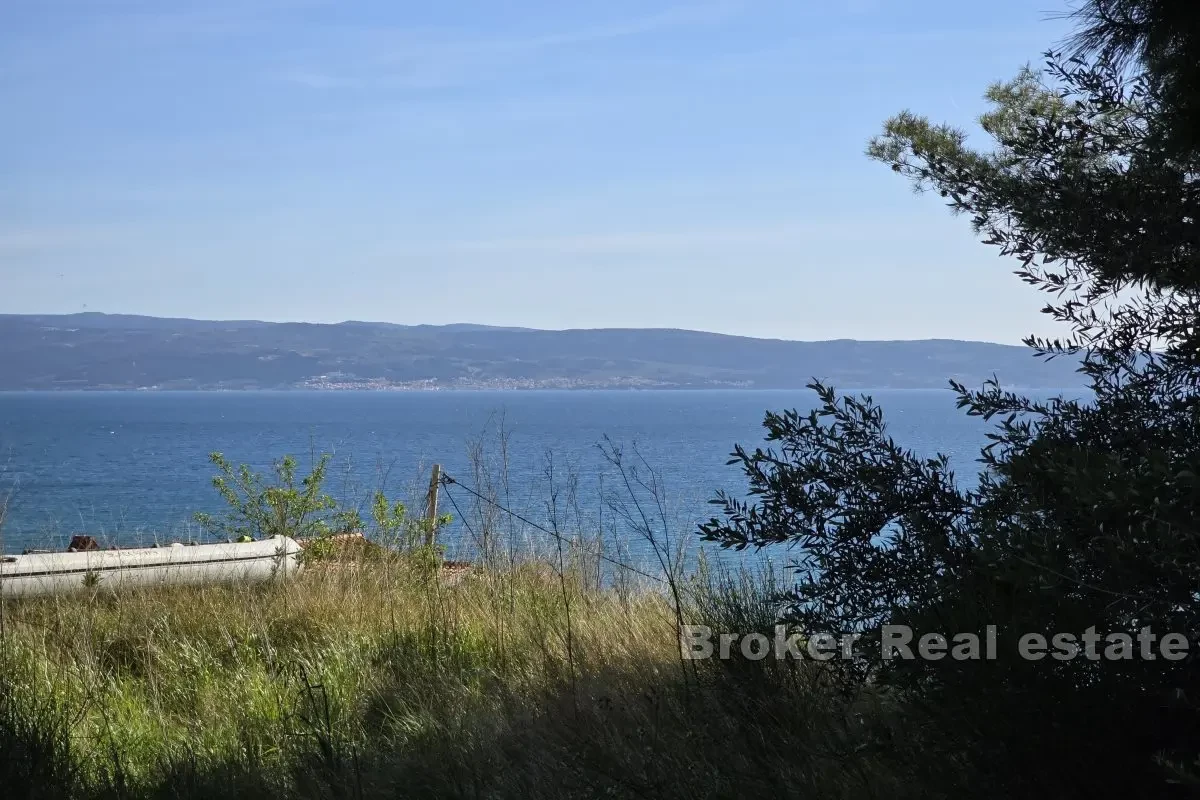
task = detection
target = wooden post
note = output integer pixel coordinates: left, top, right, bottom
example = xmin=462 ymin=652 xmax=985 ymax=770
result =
xmin=425 ymin=464 xmax=442 ymax=546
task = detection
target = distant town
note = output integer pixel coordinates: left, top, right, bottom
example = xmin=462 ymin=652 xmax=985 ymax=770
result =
xmin=0 ymin=313 xmax=1086 ymax=391
xmin=229 ymin=376 xmax=752 ymax=391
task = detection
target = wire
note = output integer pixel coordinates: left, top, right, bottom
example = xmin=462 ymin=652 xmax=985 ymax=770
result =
xmin=439 ymin=472 xmax=670 ymax=586
xmin=440 ymin=480 xmax=480 ymax=553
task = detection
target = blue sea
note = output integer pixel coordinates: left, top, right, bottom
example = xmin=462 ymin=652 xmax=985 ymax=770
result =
xmin=0 ymin=389 xmax=1008 ymax=565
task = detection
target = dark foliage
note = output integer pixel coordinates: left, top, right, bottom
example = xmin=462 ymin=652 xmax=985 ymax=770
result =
xmin=702 ymin=2 xmax=1200 ymax=796
xmin=1066 ymin=0 xmax=1200 ymax=156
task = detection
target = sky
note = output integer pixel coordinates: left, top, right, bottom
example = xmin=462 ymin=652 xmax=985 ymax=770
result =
xmin=1 ymin=0 xmax=1078 ymax=343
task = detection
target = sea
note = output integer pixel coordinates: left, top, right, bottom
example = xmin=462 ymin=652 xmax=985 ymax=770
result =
xmin=0 ymin=389 xmax=1051 ymax=568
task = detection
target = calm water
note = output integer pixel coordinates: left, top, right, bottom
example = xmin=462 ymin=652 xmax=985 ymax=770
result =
xmin=0 ymin=390 xmax=1000 ymax=563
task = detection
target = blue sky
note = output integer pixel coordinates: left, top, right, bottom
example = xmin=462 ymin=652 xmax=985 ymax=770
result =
xmin=1 ymin=0 xmax=1075 ymax=342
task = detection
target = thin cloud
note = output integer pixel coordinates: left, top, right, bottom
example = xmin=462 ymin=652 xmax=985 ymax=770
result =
xmin=0 ymin=0 xmax=329 ymax=78
xmin=841 ymin=0 xmax=883 ymax=14
xmin=702 ymin=26 xmax=1055 ymax=78
xmin=70 ymin=0 xmax=326 ymax=39
xmin=276 ymin=1 xmax=746 ymax=90
xmin=0 ymin=225 xmax=125 ymax=255
xmin=436 ymin=220 xmax=923 ymax=256
xmin=272 ymin=69 xmax=356 ymax=89
xmin=493 ymin=1 xmax=746 ymax=49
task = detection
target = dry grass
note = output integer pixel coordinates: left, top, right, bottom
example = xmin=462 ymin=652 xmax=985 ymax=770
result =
xmin=0 ymin=549 xmax=932 ymax=800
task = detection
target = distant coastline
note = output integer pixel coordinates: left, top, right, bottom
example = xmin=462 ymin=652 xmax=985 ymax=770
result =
xmin=0 ymin=312 xmax=1085 ymax=392
xmin=0 ymin=383 xmax=1082 ymax=393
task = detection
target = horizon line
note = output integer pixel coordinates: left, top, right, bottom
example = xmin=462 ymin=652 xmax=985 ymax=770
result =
xmin=0 ymin=310 xmax=1034 ymax=348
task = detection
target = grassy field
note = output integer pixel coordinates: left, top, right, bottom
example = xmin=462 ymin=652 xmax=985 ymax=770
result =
xmin=0 ymin=545 xmax=941 ymax=800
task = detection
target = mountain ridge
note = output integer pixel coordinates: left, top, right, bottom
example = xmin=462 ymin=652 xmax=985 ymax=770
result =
xmin=0 ymin=313 xmax=1083 ymax=391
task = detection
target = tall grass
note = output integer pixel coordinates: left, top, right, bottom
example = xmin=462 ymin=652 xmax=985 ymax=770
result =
xmin=0 ymin=546 xmax=943 ymax=800
xmin=0 ymin=432 xmax=962 ymax=799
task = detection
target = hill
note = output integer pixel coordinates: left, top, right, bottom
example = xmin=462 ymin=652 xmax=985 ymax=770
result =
xmin=0 ymin=313 xmax=1083 ymax=390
